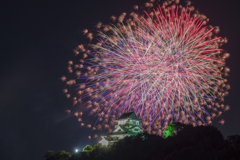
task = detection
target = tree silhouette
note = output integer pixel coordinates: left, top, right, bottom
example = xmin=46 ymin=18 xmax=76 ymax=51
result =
xmin=45 ymin=125 xmax=240 ymax=160
xmin=82 ymin=145 xmax=93 ymax=153
xmin=43 ymin=150 xmax=71 ymax=160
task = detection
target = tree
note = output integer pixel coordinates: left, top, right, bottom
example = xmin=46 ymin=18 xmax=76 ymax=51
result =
xmin=82 ymin=145 xmax=93 ymax=153
xmin=164 ymin=123 xmax=176 ymax=138
xmin=43 ymin=150 xmax=71 ymax=160
xmin=44 ymin=125 xmax=240 ymax=160
xmin=43 ymin=150 xmax=54 ymax=159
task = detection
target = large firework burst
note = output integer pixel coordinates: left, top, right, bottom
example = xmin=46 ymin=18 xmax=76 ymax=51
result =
xmin=62 ymin=0 xmax=230 ymax=135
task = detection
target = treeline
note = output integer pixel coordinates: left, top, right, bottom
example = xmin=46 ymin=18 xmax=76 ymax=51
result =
xmin=44 ymin=125 xmax=240 ymax=160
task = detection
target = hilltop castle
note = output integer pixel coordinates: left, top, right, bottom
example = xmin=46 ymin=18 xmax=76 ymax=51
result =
xmin=99 ymin=112 xmax=143 ymax=146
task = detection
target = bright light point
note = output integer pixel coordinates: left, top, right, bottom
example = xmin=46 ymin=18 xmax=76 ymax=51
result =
xmin=75 ymin=149 xmax=78 ymax=152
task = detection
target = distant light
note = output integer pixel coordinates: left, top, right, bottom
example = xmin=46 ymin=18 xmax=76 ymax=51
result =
xmin=75 ymin=149 xmax=78 ymax=152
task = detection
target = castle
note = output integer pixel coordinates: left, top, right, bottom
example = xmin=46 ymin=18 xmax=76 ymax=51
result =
xmin=99 ymin=112 xmax=143 ymax=146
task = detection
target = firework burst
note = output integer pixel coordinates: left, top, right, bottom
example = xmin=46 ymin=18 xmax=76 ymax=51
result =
xmin=63 ymin=0 xmax=230 ymax=135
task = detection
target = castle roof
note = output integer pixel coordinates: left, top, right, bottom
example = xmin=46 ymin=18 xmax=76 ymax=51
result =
xmin=113 ymin=112 xmax=143 ymax=122
xmin=99 ymin=112 xmax=144 ymax=146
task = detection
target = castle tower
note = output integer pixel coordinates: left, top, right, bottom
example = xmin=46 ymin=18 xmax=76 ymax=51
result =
xmin=99 ymin=112 xmax=143 ymax=146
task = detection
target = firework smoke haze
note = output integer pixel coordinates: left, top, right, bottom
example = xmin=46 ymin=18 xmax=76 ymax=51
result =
xmin=63 ymin=0 xmax=230 ymax=135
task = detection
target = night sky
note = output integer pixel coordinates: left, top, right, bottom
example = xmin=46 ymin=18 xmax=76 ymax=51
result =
xmin=1 ymin=0 xmax=240 ymax=159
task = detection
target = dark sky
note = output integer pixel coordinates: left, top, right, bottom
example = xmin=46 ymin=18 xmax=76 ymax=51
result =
xmin=1 ymin=0 xmax=240 ymax=159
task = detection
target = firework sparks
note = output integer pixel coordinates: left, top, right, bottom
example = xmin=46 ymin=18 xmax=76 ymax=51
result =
xmin=63 ymin=0 xmax=230 ymax=135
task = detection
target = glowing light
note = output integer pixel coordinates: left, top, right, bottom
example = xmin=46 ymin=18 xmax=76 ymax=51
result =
xmin=63 ymin=0 xmax=230 ymax=135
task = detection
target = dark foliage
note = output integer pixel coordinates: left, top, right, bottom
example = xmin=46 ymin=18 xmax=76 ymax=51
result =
xmin=43 ymin=150 xmax=71 ymax=160
xmin=44 ymin=125 xmax=240 ymax=160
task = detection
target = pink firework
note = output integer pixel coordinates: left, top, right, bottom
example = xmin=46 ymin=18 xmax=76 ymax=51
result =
xmin=63 ymin=0 xmax=230 ymax=135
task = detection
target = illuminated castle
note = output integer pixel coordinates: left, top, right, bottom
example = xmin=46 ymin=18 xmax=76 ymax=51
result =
xmin=99 ymin=112 xmax=143 ymax=146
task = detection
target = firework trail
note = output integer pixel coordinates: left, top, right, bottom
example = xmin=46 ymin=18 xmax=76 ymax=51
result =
xmin=62 ymin=0 xmax=230 ymax=135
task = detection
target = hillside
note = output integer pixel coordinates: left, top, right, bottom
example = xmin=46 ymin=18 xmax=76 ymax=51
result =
xmin=44 ymin=125 xmax=240 ymax=160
